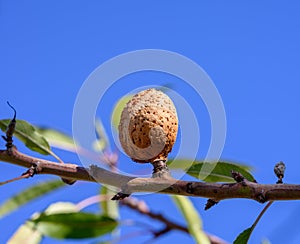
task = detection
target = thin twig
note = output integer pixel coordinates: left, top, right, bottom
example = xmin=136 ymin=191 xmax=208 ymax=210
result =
xmin=0 ymin=173 xmax=31 ymax=186
xmin=121 ymin=197 xmax=188 ymax=233
xmin=121 ymin=197 xmax=229 ymax=244
xmin=0 ymin=164 xmax=38 ymax=186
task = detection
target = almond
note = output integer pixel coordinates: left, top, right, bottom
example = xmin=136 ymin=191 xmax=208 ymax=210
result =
xmin=119 ymin=88 xmax=178 ymax=163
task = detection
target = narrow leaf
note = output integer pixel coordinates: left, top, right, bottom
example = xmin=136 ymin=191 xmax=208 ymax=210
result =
xmin=35 ymin=127 xmax=95 ymax=161
xmin=93 ymin=119 xmax=110 ymax=153
xmin=8 ymin=202 xmax=78 ymax=244
xmin=0 ymin=119 xmax=62 ymax=161
xmin=30 ymin=213 xmax=118 ymax=239
xmin=169 ymin=159 xmax=255 ymax=182
xmin=101 ymin=186 xmax=119 ymax=219
xmin=44 ymin=201 xmax=78 ymax=215
xmin=35 ymin=127 xmax=76 ymax=152
xmin=0 ymin=180 xmax=65 ymax=218
xmin=111 ymin=95 xmax=132 ymax=129
xmin=8 ymin=221 xmax=42 ymax=244
xmin=233 ymin=227 xmax=252 ymax=244
xmin=172 ymin=195 xmax=210 ymax=244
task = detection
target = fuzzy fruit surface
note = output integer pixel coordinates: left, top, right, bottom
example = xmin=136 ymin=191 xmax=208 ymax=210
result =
xmin=119 ymin=89 xmax=178 ymax=163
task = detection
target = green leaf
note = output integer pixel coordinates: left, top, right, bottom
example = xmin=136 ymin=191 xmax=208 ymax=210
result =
xmin=8 ymin=202 xmax=78 ymax=244
xmin=168 ymin=159 xmax=255 ymax=182
xmin=8 ymin=221 xmax=42 ymax=244
xmin=0 ymin=119 xmax=62 ymax=161
xmin=111 ymin=95 xmax=132 ymax=129
xmin=35 ymin=127 xmax=76 ymax=152
xmin=0 ymin=180 xmax=65 ymax=218
xmin=30 ymin=213 xmax=118 ymax=239
xmin=35 ymin=127 xmax=96 ymax=161
xmin=101 ymin=186 xmax=119 ymax=219
xmin=44 ymin=201 xmax=78 ymax=215
xmin=93 ymin=119 xmax=110 ymax=153
xmin=172 ymin=195 xmax=210 ymax=244
xmin=233 ymin=227 xmax=252 ymax=244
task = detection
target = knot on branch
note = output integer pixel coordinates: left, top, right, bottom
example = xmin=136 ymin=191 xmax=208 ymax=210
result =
xmin=151 ymin=159 xmax=171 ymax=179
xmin=231 ymin=170 xmax=245 ymax=183
xmin=111 ymin=192 xmax=130 ymax=201
xmin=256 ymin=190 xmax=267 ymax=203
xmin=274 ymin=161 xmax=286 ymax=184
xmin=205 ymin=199 xmax=219 ymax=210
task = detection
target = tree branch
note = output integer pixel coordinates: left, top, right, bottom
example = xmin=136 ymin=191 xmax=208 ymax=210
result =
xmin=121 ymin=197 xmax=228 ymax=244
xmin=1 ymin=147 xmax=300 ymax=203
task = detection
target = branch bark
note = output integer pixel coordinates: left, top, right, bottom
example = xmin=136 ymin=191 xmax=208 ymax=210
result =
xmin=1 ymin=147 xmax=300 ymax=203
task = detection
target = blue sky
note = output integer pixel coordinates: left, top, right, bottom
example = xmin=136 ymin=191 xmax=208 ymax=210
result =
xmin=1 ymin=1 xmax=300 ymax=243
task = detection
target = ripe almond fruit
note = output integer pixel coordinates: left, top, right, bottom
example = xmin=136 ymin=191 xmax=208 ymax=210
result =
xmin=119 ymin=88 xmax=178 ymax=164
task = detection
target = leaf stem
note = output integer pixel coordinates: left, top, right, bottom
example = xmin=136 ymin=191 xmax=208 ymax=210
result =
xmin=251 ymin=201 xmax=273 ymax=231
